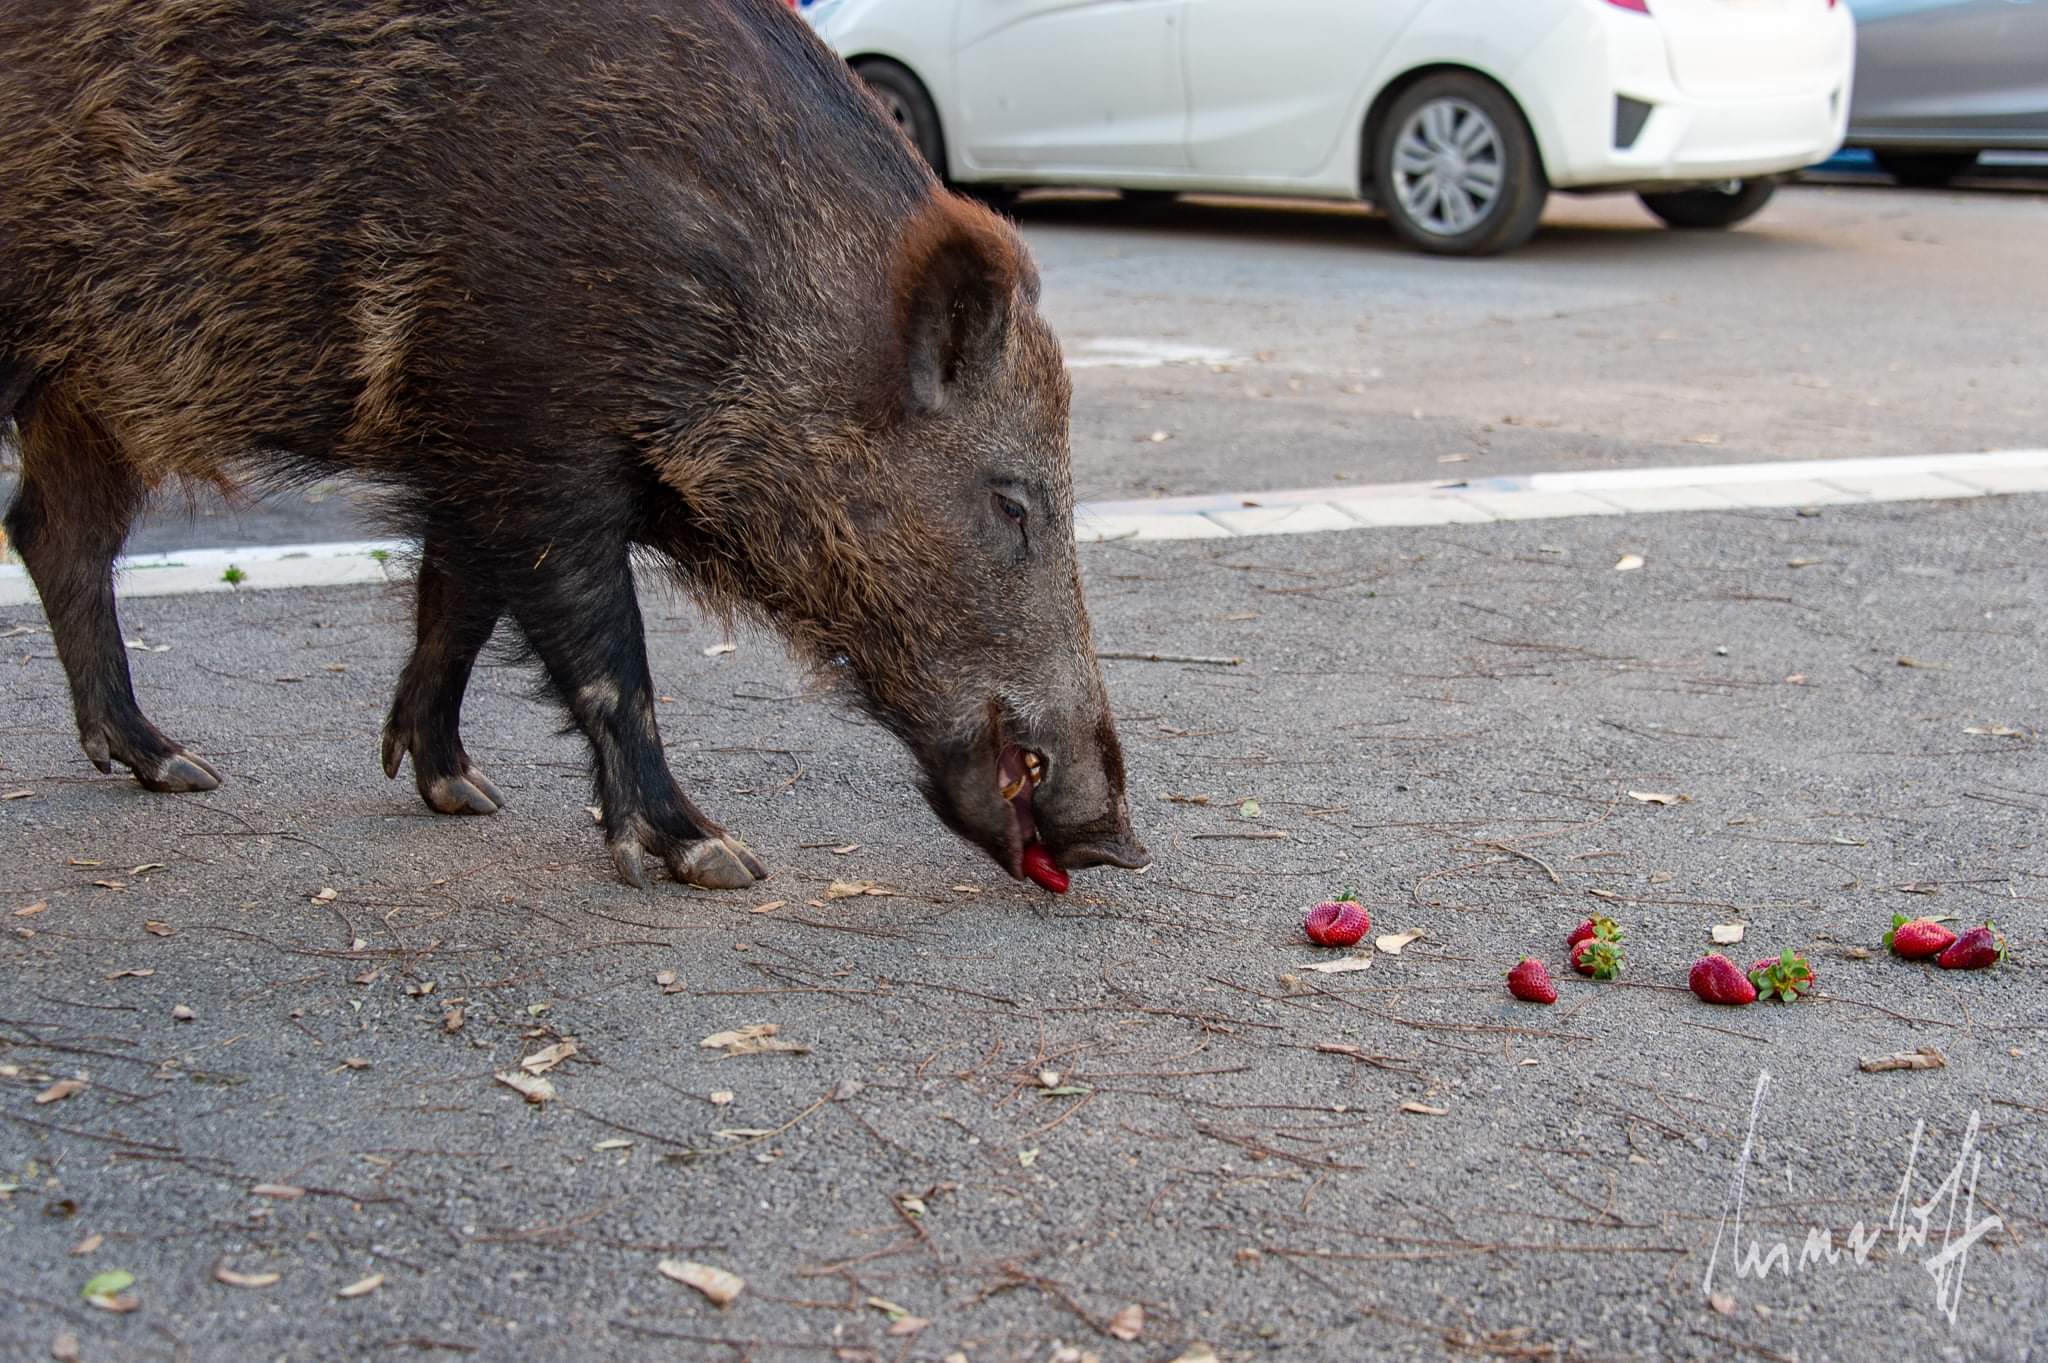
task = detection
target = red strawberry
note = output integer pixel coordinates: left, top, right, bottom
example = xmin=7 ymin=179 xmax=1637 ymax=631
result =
xmin=1020 ymin=843 xmax=1068 ymax=894
xmin=1569 ymin=937 xmax=1623 ymax=981
xmin=1690 ymin=953 xmax=1757 ymax=1006
xmin=1748 ymin=949 xmax=1817 ymax=1003
xmin=1936 ymin=923 xmax=2006 ymax=971
xmin=1506 ymin=958 xmax=1557 ymax=1004
xmin=1303 ymin=893 xmax=1369 ymax=948
xmin=1884 ymin=915 xmax=1956 ymax=960
xmin=1567 ymin=915 xmax=1623 ymax=949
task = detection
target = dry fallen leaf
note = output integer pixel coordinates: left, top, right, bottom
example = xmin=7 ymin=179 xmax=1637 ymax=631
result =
xmin=1613 ymin=554 xmax=1645 ymax=572
xmin=1896 ymin=656 xmax=1948 ymax=671
xmin=310 ymin=887 xmax=337 ymax=904
xmin=214 ymin=1264 xmax=281 ymax=1288
xmin=494 ymin=1071 xmax=556 ymax=1104
xmin=171 ymin=1004 xmax=195 ymax=1021
xmin=1964 ymin=724 xmax=2025 ymax=738
xmin=1108 ymin=1302 xmax=1145 ymax=1341
xmin=702 ymin=641 xmax=737 ymax=657
xmin=337 ymin=1273 xmax=384 ymax=1299
xmin=1627 ymin=791 xmax=1690 ymax=806
xmin=887 ymin=1315 xmax=930 ymax=1336
xmin=702 ymin=1023 xmax=776 ymax=1048
xmin=35 ymin=1078 xmax=86 ymax=1105
xmin=1375 ymin=929 xmax=1424 ymax=955
xmin=0 ymin=788 xmax=31 ymax=801
xmin=658 ymin=1259 xmax=744 ymax=1307
xmin=748 ymin=900 xmax=784 ymax=914
xmin=1399 ymin=1102 xmax=1449 ymax=1117
xmin=51 ymin=1331 xmax=81 ymax=1363
xmin=654 ymin=970 xmax=677 ymax=986
xmin=12 ymin=900 xmax=47 ymax=917
xmin=1301 ymin=955 xmax=1372 ymax=975
xmin=1860 ymin=1047 xmax=1946 ymax=1073
xmin=1711 ymin=924 xmax=1745 ymax=945
xmin=1167 ymin=1346 xmax=1221 ymax=1363
xmin=824 ymin=879 xmax=892 ymax=899
xmin=593 ymin=1139 xmax=634 ymax=1152
xmin=1709 ymin=1292 xmax=1737 ymax=1316
xmin=520 ymin=1040 xmax=578 ymax=1075
xmin=251 ymin=1183 xmax=305 ymax=1199
xmin=71 ymin=1234 xmax=103 ymax=1256
xmin=709 ymin=1090 xmax=735 ymax=1106
xmin=85 ymin=1292 xmax=139 ymax=1314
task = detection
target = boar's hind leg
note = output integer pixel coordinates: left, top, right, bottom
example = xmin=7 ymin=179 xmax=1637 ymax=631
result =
xmin=380 ymin=536 xmax=507 ymax=815
xmin=509 ymin=539 xmax=768 ymax=891
xmin=3 ymin=391 xmax=221 ymax=792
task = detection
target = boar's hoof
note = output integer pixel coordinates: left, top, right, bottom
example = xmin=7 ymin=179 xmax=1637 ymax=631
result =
xmin=135 ymin=749 xmax=223 ymax=794
xmin=669 ymin=838 xmax=761 ymax=891
xmin=610 ymin=831 xmax=767 ymax=891
xmin=422 ymin=768 xmax=506 ymax=816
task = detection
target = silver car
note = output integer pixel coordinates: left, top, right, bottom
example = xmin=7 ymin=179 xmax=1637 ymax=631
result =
xmin=1846 ymin=0 xmax=2048 ymax=184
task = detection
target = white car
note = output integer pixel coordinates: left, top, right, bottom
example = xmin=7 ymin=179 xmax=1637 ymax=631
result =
xmin=806 ymin=0 xmax=1855 ymax=255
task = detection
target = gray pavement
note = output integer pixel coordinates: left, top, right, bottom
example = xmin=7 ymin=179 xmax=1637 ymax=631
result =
xmin=4 ymin=491 xmax=2044 ymax=1362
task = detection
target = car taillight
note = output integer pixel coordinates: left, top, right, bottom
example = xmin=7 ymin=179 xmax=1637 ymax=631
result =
xmin=1603 ymin=0 xmax=1651 ymax=13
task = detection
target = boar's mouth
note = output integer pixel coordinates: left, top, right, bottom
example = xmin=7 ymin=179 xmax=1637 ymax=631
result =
xmin=912 ymin=701 xmax=1044 ymax=880
xmin=916 ymin=700 xmax=1147 ymax=882
xmin=996 ymin=740 xmax=1048 ymax=863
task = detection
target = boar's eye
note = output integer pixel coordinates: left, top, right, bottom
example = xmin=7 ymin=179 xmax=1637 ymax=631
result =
xmin=992 ymin=491 xmax=1028 ymax=530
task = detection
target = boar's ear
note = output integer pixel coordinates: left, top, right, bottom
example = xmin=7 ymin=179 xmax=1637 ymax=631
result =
xmin=890 ymin=194 xmax=1028 ymax=416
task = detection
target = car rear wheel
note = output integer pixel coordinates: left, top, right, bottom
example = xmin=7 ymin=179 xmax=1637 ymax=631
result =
xmin=1372 ymin=74 xmax=1547 ymax=257
xmin=1638 ymin=179 xmax=1776 ymax=230
xmin=1874 ymin=150 xmax=1978 ymax=188
xmin=853 ymin=58 xmax=945 ymax=177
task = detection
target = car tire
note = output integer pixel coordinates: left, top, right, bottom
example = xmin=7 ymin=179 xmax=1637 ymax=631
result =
xmin=1638 ymin=179 xmax=1777 ymax=230
xmin=1874 ymin=150 xmax=1978 ymax=188
xmin=1372 ymin=73 xmax=1547 ymax=257
xmin=853 ymin=58 xmax=946 ymax=177
xmin=1113 ymin=188 xmax=1179 ymax=220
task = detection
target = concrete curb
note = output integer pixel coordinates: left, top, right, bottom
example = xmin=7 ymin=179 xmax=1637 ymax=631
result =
xmin=2 ymin=449 xmax=2044 ymax=606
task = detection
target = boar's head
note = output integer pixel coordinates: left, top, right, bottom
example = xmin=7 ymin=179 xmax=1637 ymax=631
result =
xmin=674 ymin=192 xmax=1146 ymax=884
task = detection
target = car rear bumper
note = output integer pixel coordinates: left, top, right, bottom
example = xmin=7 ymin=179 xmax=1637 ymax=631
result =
xmin=1520 ymin=3 xmax=1853 ymax=189
xmin=1582 ymin=85 xmax=1850 ymax=186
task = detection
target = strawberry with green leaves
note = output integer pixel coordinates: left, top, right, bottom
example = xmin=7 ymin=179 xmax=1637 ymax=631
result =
xmin=1884 ymin=915 xmax=1955 ymax=960
xmin=1748 ymin=949 xmax=1817 ymax=1002
xmin=1569 ymin=936 xmax=1623 ymax=980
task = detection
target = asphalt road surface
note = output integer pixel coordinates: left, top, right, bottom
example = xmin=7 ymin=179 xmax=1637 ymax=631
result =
xmin=3 ymin=179 xmax=2046 ymax=1363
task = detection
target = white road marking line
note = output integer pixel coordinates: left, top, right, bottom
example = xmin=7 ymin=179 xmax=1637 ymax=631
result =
xmin=1 ymin=450 xmax=2043 ymax=606
xmin=1063 ymin=337 xmax=1239 ymax=370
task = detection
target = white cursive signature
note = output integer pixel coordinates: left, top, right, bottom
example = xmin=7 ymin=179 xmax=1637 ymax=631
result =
xmin=1702 ymin=1069 xmax=2002 ymax=1324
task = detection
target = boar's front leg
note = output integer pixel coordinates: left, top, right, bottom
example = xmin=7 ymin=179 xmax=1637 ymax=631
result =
xmin=380 ymin=534 xmax=507 ymax=815
xmin=4 ymin=388 xmax=221 ymax=792
xmin=508 ymin=537 xmax=767 ymax=890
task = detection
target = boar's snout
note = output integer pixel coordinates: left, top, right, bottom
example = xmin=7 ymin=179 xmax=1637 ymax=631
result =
xmin=915 ymin=698 xmax=1148 ymax=884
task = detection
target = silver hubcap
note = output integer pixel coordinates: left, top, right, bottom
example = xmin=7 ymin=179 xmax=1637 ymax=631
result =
xmin=1392 ymin=97 xmax=1505 ymax=237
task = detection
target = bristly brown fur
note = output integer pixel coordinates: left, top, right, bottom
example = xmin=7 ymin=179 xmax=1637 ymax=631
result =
xmin=0 ymin=0 xmax=1144 ymax=887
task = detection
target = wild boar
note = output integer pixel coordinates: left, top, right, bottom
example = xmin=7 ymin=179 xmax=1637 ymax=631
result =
xmin=0 ymin=0 xmax=1147 ymax=891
